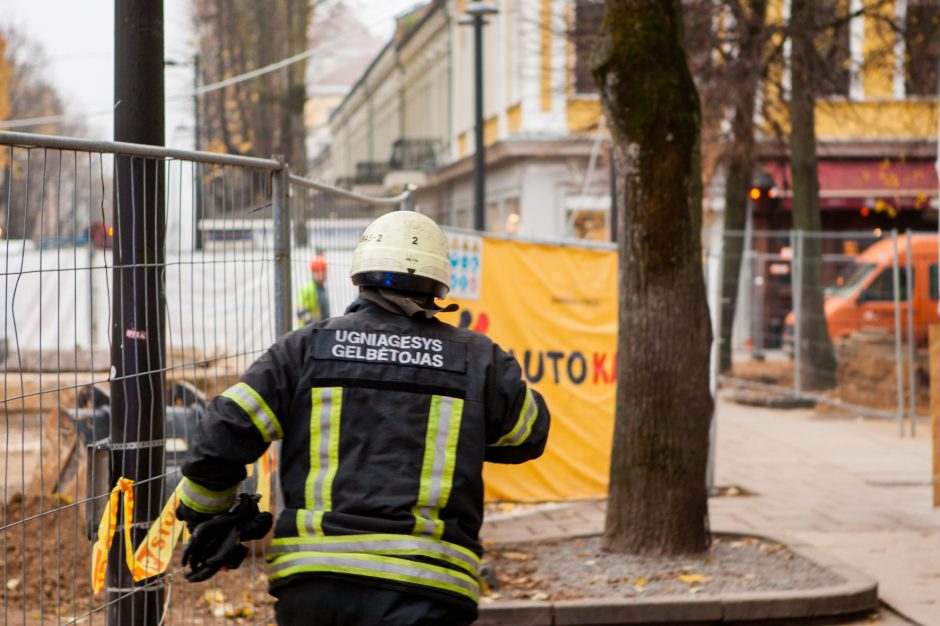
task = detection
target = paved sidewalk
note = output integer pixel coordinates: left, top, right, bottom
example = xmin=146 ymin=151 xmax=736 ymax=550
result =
xmin=481 ymin=394 xmax=940 ymax=625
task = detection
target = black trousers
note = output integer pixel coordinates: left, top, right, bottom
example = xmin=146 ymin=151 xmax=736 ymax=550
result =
xmin=273 ymin=577 xmax=477 ymax=626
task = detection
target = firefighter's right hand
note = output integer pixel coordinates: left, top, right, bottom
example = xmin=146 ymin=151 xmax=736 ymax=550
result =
xmin=180 ymin=494 xmax=273 ymax=582
xmin=181 ymin=513 xmax=244 ymax=582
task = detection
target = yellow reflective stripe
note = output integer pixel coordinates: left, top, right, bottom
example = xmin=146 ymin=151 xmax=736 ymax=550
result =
xmin=412 ymin=396 xmax=442 ymax=536
xmin=269 ymin=532 xmax=481 ymax=577
xmin=493 ymin=388 xmax=538 ymax=447
xmin=411 ymin=396 xmax=463 ymax=540
xmin=436 ymin=398 xmax=464 ymax=532
xmin=267 ymin=551 xmax=479 ymax=602
xmin=306 ymin=387 xmax=342 ymax=535
xmin=296 ymin=509 xmax=309 ymax=538
xmin=221 ymin=382 xmax=284 ymax=442
xmin=179 ymin=477 xmax=236 ymax=514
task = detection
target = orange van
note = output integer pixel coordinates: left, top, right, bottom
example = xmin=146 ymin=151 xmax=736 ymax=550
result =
xmin=783 ymin=234 xmax=940 ymax=346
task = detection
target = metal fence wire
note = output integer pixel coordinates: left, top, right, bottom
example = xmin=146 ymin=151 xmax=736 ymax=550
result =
xmin=705 ymin=227 xmax=932 ymax=437
xmin=0 ymin=131 xmax=411 ymax=626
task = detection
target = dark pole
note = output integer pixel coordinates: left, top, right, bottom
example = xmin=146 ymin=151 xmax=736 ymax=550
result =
xmin=111 ymin=2 xmax=166 ymax=626
xmin=472 ymin=15 xmax=486 ymax=232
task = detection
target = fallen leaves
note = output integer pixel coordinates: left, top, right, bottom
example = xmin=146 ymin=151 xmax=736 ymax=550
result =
xmin=201 ymin=589 xmax=256 ymax=620
xmin=676 ymin=573 xmax=712 ymax=585
xmin=481 ymin=534 xmax=843 ymax=603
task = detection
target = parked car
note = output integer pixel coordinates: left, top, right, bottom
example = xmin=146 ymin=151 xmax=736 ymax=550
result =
xmin=783 ymin=234 xmax=939 ymax=349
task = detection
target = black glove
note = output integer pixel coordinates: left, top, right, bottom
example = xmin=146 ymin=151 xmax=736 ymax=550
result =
xmin=180 ymin=493 xmax=273 ymax=583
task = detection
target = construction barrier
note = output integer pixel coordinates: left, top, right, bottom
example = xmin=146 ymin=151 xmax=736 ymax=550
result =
xmin=441 ymin=233 xmax=618 ymax=501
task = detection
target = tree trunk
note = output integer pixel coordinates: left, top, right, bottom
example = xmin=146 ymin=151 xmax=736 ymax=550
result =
xmin=592 ymin=0 xmax=713 ymax=555
xmin=284 ymin=0 xmax=310 ymax=245
xmin=718 ymin=0 xmax=767 ymax=374
xmin=789 ymin=0 xmax=836 ymax=390
xmin=719 ymin=101 xmax=755 ymax=372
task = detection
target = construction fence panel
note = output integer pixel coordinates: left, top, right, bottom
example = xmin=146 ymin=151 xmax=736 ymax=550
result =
xmin=708 ymin=227 xmax=929 ymax=434
xmin=0 ymin=131 xmax=408 ymax=626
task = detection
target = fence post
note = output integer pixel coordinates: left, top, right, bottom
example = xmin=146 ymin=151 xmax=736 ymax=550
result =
xmin=109 ymin=2 xmax=166 ymax=624
xmin=905 ymin=230 xmax=916 ymax=437
xmin=706 ymin=232 xmax=724 ymax=492
xmin=930 ymin=325 xmax=940 ymax=506
xmin=891 ymin=229 xmax=904 ymax=436
xmin=401 ymin=183 xmax=417 ymax=211
xmin=793 ymin=229 xmax=802 ymax=397
xmin=273 ymin=158 xmax=292 ymax=339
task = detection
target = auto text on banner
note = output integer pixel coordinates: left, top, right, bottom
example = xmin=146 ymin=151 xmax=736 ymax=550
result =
xmin=440 ymin=235 xmax=618 ymax=501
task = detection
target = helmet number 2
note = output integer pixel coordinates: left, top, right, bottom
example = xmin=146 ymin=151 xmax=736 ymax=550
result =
xmin=412 ymin=237 xmax=419 ymax=245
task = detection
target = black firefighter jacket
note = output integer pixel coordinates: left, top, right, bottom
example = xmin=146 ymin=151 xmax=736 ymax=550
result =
xmin=180 ymin=298 xmax=550 ymax=609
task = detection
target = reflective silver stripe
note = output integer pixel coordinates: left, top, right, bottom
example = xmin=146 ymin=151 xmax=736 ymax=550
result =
xmin=221 ymin=382 xmax=283 ymax=442
xmin=269 ymin=533 xmax=480 ymax=576
xmin=179 ymin=477 xmax=236 ymax=514
xmin=267 ymin=552 xmax=479 ymax=601
xmin=493 ymin=388 xmax=538 ymax=447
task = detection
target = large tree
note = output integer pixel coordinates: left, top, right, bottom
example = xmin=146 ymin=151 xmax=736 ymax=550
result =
xmin=192 ymin=0 xmax=311 ymax=170
xmin=788 ymin=0 xmax=837 ymax=390
xmin=592 ymin=0 xmax=713 ymax=554
xmin=0 ymin=27 xmax=89 ymax=243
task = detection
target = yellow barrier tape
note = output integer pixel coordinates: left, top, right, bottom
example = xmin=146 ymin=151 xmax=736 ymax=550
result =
xmin=91 ymin=477 xmax=136 ymax=593
xmin=131 ymin=486 xmax=186 ymax=581
xmin=91 ymin=449 xmax=278 ymax=591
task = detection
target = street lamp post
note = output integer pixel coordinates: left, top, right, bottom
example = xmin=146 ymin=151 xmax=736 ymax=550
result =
xmin=460 ymin=2 xmax=498 ymax=232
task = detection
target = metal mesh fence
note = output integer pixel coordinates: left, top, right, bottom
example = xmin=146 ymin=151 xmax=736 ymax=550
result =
xmin=0 ymin=132 xmax=409 ymax=626
xmin=706 ymin=227 xmax=932 ymax=435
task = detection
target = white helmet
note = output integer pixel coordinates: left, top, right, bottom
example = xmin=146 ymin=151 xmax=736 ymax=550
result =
xmin=350 ymin=211 xmax=451 ymax=298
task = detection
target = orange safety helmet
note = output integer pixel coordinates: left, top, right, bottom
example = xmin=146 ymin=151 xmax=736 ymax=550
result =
xmin=309 ymin=255 xmax=327 ymax=273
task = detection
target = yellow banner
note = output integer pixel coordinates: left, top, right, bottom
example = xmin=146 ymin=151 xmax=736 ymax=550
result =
xmin=441 ymin=236 xmax=618 ymax=501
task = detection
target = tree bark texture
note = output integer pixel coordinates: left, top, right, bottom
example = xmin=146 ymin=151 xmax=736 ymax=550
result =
xmin=718 ymin=0 xmax=767 ymax=374
xmin=789 ymin=0 xmax=837 ymax=390
xmin=592 ymin=0 xmax=713 ymax=555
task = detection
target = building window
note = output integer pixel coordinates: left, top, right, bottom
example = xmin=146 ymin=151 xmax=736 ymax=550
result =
xmin=573 ymin=0 xmax=604 ymax=94
xmin=904 ymin=0 xmax=940 ymax=96
xmin=814 ymin=1 xmax=852 ymax=97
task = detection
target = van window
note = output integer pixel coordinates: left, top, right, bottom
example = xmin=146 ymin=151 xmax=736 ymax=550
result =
xmin=860 ymin=268 xmax=911 ymax=302
xmin=826 ymin=262 xmax=876 ymax=297
xmin=931 ymin=264 xmax=938 ymax=300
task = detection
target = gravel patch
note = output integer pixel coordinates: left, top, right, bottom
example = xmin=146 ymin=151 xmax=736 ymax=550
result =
xmin=480 ymin=533 xmax=846 ymax=604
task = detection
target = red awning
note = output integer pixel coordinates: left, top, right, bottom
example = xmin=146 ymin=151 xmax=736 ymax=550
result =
xmin=763 ymin=159 xmax=938 ymax=210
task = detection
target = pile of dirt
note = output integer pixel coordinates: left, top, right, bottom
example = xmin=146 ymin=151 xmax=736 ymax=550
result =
xmin=727 ymin=332 xmax=929 ymax=416
xmin=1 ymin=493 xmax=273 ymax=625
xmin=835 ymin=331 xmax=928 ymax=414
xmin=1 ymin=493 xmax=100 ymax=620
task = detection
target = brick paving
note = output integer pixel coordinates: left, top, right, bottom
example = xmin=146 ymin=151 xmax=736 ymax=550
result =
xmin=481 ymin=393 xmax=939 ymax=625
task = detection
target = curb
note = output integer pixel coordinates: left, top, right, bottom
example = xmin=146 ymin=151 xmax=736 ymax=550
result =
xmin=477 ymin=532 xmax=878 ymax=625
xmin=730 ymin=391 xmax=817 ymax=409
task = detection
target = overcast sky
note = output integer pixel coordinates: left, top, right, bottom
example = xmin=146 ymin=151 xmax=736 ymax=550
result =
xmin=0 ymin=0 xmax=421 ymax=140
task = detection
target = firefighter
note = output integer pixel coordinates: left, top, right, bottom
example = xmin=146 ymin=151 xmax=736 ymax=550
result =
xmin=177 ymin=210 xmax=550 ymax=625
xmin=297 ymin=251 xmax=330 ymax=325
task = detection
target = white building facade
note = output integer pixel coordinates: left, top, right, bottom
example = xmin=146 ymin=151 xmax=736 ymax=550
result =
xmin=322 ymin=0 xmax=612 ymax=241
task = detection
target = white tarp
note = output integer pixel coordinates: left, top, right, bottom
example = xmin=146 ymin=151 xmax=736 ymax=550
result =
xmin=1 ymin=244 xmax=361 ymax=368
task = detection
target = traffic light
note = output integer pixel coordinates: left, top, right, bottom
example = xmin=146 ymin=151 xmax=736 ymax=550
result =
xmin=748 ymin=172 xmax=780 ymax=214
xmin=747 ymin=185 xmax=780 ymax=212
